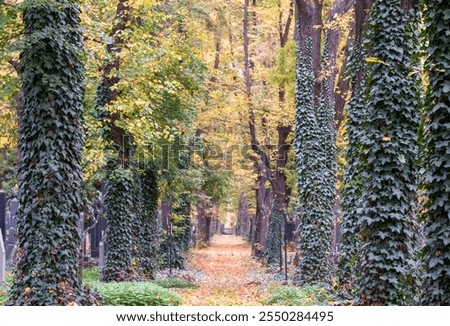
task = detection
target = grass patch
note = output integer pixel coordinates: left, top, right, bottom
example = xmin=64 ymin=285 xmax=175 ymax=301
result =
xmin=154 ymin=278 xmax=198 ymax=289
xmin=82 ymin=267 xmax=100 ymax=284
xmin=263 ymin=285 xmax=333 ymax=306
xmin=93 ymin=282 xmax=181 ymax=306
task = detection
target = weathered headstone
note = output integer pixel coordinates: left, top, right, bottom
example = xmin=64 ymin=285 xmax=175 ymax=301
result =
xmin=0 ymin=231 xmax=5 ymax=283
xmin=6 ymin=199 xmax=18 ymax=259
xmin=0 ymin=191 xmax=6 ymax=243
xmin=9 ymin=198 xmax=18 ymax=219
xmin=90 ymin=217 xmax=107 ymax=258
xmin=99 ymin=241 xmax=105 ymax=269
xmin=6 ymin=226 xmax=16 ymax=259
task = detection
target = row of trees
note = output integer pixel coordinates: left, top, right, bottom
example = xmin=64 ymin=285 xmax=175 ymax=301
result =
xmin=0 ymin=0 xmax=448 ymax=306
xmin=0 ymin=0 xmax=230 ymax=305
xmin=290 ymin=0 xmax=449 ymax=305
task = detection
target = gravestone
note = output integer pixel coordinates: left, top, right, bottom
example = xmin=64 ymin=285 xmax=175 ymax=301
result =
xmin=9 ymin=198 xmax=18 ymax=219
xmin=6 ymin=199 xmax=18 ymax=259
xmin=0 ymin=191 xmax=6 ymax=243
xmin=90 ymin=217 xmax=107 ymax=258
xmin=0 ymin=231 xmax=5 ymax=283
xmin=99 ymin=241 xmax=105 ymax=269
xmin=285 ymin=221 xmax=295 ymax=242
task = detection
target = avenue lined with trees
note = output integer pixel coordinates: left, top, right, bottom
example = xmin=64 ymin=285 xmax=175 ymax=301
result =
xmin=0 ymin=0 xmax=448 ymax=306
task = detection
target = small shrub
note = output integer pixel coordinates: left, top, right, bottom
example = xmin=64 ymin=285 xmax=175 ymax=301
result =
xmin=0 ymin=286 xmax=8 ymax=306
xmin=263 ymin=286 xmax=332 ymax=306
xmin=0 ymin=273 xmax=13 ymax=306
xmin=94 ymin=282 xmax=181 ymax=306
xmin=154 ymin=278 xmax=198 ymax=289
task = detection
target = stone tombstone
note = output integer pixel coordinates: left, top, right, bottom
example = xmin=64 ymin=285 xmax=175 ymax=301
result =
xmin=5 ymin=212 xmax=10 ymax=232
xmin=6 ymin=199 xmax=19 ymax=259
xmin=9 ymin=198 xmax=19 ymax=219
xmin=99 ymin=241 xmax=105 ymax=269
xmin=0 ymin=191 xmax=6 ymax=243
xmin=90 ymin=217 xmax=107 ymax=258
xmin=0 ymin=231 xmax=5 ymax=283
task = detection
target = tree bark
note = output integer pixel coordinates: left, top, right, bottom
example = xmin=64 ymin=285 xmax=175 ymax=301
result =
xmin=97 ymin=0 xmax=133 ymax=166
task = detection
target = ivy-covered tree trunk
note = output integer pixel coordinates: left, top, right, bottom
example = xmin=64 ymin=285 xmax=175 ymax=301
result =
xmin=356 ymin=0 xmax=420 ymax=305
xmin=96 ymin=0 xmax=137 ymax=282
xmin=8 ymin=0 xmax=98 ymax=305
xmin=292 ymin=0 xmax=337 ymax=286
xmin=137 ymin=163 xmax=160 ymax=278
xmin=101 ymin=167 xmax=136 ymax=282
xmin=421 ymin=0 xmax=450 ymax=306
xmin=264 ymin=199 xmax=284 ymax=268
xmin=264 ymin=125 xmax=291 ymax=268
xmin=337 ymin=0 xmax=373 ymax=296
xmin=171 ymin=195 xmax=192 ymax=269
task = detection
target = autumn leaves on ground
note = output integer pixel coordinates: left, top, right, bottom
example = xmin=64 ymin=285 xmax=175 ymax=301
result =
xmin=175 ymin=235 xmax=270 ymax=306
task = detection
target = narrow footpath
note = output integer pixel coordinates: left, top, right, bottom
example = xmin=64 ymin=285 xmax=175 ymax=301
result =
xmin=175 ymin=235 xmax=269 ymax=306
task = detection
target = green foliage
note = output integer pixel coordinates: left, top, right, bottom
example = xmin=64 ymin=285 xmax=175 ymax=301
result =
xmin=153 ymin=278 xmax=198 ymax=289
xmin=7 ymin=0 xmax=98 ymax=306
xmin=93 ymin=282 xmax=181 ymax=306
xmin=263 ymin=286 xmax=333 ymax=306
xmin=420 ymin=0 xmax=450 ymax=305
xmin=293 ymin=39 xmax=335 ymax=286
xmin=356 ymin=0 xmax=420 ymax=305
xmin=82 ymin=267 xmax=100 ymax=285
xmin=0 ymin=286 xmax=7 ymax=306
xmin=137 ymin=163 xmax=160 ymax=278
xmin=102 ymin=167 xmax=136 ymax=282
xmin=338 ymin=42 xmax=368 ymax=296
xmin=264 ymin=199 xmax=284 ymax=268
xmin=268 ymin=40 xmax=296 ymax=97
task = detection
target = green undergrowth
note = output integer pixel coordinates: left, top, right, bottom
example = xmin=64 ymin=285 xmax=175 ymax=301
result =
xmin=82 ymin=267 xmax=185 ymax=305
xmin=0 ymin=273 xmax=13 ymax=305
xmin=93 ymin=282 xmax=181 ymax=306
xmin=82 ymin=267 xmax=100 ymax=284
xmin=154 ymin=278 xmax=198 ymax=289
xmin=263 ymin=285 xmax=333 ymax=306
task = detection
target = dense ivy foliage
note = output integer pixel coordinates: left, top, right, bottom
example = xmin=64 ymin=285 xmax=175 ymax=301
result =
xmin=101 ymin=167 xmax=136 ymax=282
xmin=293 ymin=40 xmax=335 ymax=285
xmin=356 ymin=0 xmax=420 ymax=305
xmin=421 ymin=0 xmax=450 ymax=305
xmin=338 ymin=42 xmax=368 ymax=296
xmin=138 ymin=163 xmax=160 ymax=278
xmin=8 ymin=0 xmax=98 ymax=306
xmin=264 ymin=200 xmax=283 ymax=268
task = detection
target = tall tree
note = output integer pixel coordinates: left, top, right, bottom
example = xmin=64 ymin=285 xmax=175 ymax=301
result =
xmin=8 ymin=0 xmax=97 ymax=305
xmin=264 ymin=0 xmax=293 ymax=269
xmin=421 ymin=0 xmax=450 ymax=306
xmin=356 ymin=0 xmax=420 ymax=305
xmin=96 ymin=0 xmax=136 ymax=282
xmin=293 ymin=0 xmax=337 ymax=286
xmin=338 ymin=0 xmax=374 ymax=296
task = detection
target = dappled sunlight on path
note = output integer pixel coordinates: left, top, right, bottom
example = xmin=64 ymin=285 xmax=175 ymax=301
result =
xmin=176 ymin=235 xmax=267 ymax=306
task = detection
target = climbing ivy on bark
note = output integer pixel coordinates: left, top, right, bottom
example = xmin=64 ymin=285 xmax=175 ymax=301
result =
xmin=293 ymin=38 xmax=336 ymax=286
xmin=420 ymin=0 xmax=450 ymax=306
xmin=356 ymin=0 xmax=420 ymax=305
xmin=338 ymin=41 xmax=369 ymax=297
xmin=264 ymin=200 xmax=284 ymax=268
xmin=101 ymin=166 xmax=136 ymax=282
xmin=137 ymin=163 xmax=160 ymax=278
xmin=8 ymin=0 xmax=98 ymax=306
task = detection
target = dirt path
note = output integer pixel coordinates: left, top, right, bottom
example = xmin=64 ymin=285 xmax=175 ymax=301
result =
xmin=176 ymin=235 xmax=269 ymax=306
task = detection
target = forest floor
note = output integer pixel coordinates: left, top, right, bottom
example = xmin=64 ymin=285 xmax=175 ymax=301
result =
xmin=173 ymin=235 xmax=276 ymax=306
